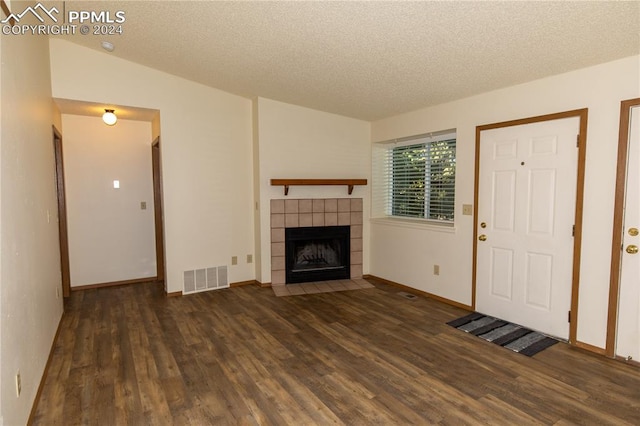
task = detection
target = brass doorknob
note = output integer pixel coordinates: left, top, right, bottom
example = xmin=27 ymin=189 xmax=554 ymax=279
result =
xmin=478 ymin=234 xmax=487 ymax=241
xmin=626 ymin=245 xmax=639 ymax=254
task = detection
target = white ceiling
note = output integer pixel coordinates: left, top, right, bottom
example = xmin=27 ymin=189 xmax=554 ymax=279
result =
xmin=57 ymin=1 xmax=640 ymax=121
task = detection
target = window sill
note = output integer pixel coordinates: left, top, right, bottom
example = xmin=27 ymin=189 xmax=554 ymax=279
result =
xmin=370 ymin=217 xmax=456 ymax=233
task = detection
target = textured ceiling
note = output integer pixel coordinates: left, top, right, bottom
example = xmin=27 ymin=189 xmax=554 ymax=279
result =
xmin=56 ymin=1 xmax=640 ymax=121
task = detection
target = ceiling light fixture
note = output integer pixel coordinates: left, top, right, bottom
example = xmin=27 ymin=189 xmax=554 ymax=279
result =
xmin=102 ymin=109 xmax=117 ymax=126
xmin=101 ymin=41 xmax=114 ymax=52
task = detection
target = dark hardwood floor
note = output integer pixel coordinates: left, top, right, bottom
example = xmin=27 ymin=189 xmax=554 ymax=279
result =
xmin=32 ymin=279 xmax=640 ymax=425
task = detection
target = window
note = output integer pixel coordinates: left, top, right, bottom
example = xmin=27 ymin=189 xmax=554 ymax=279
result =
xmin=373 ymin=130 xmax=456 ymax=224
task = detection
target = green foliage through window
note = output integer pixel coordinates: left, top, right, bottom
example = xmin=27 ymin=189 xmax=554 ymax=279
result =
xmin=390 ymin=138 xmax=456 ymax=221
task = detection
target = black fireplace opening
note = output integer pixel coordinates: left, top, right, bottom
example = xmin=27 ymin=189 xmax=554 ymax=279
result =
xmin=285 ymin=226 xmax=350 ymax=284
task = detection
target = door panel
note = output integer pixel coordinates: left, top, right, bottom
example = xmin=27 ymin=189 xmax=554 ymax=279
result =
xmin=492 ymin=171 xmax=516 ymax=231
xmin=490 ymin=248 xmax=514 ymax=300
xmin=477 ymin=117 xmax=579 ymax=339
xmin=527 ymin=169 xmax=556 ymax=235
xmin=616 ymin=104 xmax=640 ymax=360
xmin=525 ymin=252 xmax=552 ymax=309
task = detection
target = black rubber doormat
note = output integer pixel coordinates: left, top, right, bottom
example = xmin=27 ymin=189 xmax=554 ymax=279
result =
xmin=447 ymin=312 xmax=559 ymax=357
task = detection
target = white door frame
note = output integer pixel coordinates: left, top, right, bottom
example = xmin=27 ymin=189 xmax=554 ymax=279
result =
xmin=606 ymin=97 xmax=640 ymax=359
xmin=473 ymin=109 xmax=588 ymax=347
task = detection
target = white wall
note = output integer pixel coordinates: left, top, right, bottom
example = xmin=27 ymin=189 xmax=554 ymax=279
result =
xmin=1 ymin=32 xmax=64 ymax=425
xmin=370 ymin=55 xmax=640 ymax=349
xmin=49 ymin=39 xmax=255 ymax=293
xmin=62 ymin=115 xmax=156 ymax=286
xmin=254 ymin=98 xmax=371 ymax=283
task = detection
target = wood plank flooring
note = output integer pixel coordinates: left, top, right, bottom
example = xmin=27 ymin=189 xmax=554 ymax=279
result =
xmin=32 ymin=279 xmax=640 ymax=425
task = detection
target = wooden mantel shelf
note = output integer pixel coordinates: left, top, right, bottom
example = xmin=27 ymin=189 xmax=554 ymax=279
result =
xmin=271 ymin=179 xmax=368 ymax=196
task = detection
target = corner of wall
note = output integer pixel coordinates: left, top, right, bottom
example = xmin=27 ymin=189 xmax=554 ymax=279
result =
xmin=252 ymin=98 xmax=263 ymax=282
xmin=1 ymin=32 xmax=64 ymax=425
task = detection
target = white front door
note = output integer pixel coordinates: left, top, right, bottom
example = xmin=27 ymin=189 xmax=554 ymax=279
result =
xmin=476 ymin=117 xmax=580 ymax=339
xmin=616 ymin=104 xmax=640 ymax=360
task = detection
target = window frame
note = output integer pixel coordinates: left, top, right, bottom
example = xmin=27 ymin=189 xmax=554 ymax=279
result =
xmin=372 ymin=130 xmax=457 ymax=227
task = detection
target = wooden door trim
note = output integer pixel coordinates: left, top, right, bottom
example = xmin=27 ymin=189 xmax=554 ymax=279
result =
xmin=53 ymin=126 xmax=71 ymax=297
xmin=605 ymin=97 xmax=640 ymax=357
xmin=473 ymin=109 xmax=588 ymax=346
xmin=151 ymin=137 xmax=167 ymax=289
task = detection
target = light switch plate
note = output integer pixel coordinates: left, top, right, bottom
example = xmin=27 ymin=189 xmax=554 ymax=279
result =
xmin=462 ymin=204 xmax=473 ymax=215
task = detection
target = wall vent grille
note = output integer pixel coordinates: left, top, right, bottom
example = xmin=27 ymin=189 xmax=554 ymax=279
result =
xmin=184 ymin=270 xmax=195 ymax=293
xmin=206 ymin=267 xmax=217 ymax=289
xmin=183 ymin=265 xmax=230 ymax=294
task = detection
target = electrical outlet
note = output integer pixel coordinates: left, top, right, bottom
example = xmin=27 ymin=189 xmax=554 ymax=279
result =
xmin=16 ymin=370 xmax=21 ymax=397
xmin=247 ymin=254 xmax=253 ymax=264
xmin=231 ymin=256 xmax=238 ymax=265
xmin=434 ymin=265 xmax=440 ymax=276
xmin=140 ymin=201 xmax=147 ymax=210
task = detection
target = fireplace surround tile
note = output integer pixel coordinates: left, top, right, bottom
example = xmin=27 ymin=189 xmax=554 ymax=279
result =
xmin=312 ymin=212 xmax=325 ymax=226
xmin=350 ymin=211 xmax=363 ymax=225
xmin=272 ymin=270 xmax=285 ymax=285
xmin=337 ymin=198 xmax=351 ymax=212
xmin=271 ymin=199 xmax=285 ymax=214
xmin=351 ymin=225 xmax=363 ymax=238
xmin=271 ymin=242 xmax=285 ymax=257
xmin=337 ymin=212 xmax=351 ymax=226
xmin=271 ymin=228 xmax=285 ymax=243
xmin=271 ymin=213 xmax=284 ymax=228
xmin=350 ymin=265 xmax=363 ymax=279
xmin=299 ymin=199 xmax=313 ymax=213
xmin=285 ymin=199 xmax=299 ymax=213
xmin=271 ymin=198 xmax=363 ymax=285
xmin=324 ymin=212 xmax=338 ymax=226
xmin=299 ymin=213 xmax=313 ymax=227
xmin=271 ymin=256 xmax=285 ymax=270
xmin=351 ymin=238 xmax=363 ymax=252
xmin=285 ymin=213 xmax=299 ymax=228
xmin=324 ymin=199 xmax=337 ymax=212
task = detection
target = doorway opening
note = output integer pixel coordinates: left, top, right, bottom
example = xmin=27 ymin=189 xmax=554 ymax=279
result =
xmin=52 ymin=99 xmax=164 ymax=294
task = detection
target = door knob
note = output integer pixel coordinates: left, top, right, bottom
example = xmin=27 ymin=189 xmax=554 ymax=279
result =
xmin=478 ymin=234 xmax=487 ymax=242
xmin=626 ymin=245 xmax=638 ymax=254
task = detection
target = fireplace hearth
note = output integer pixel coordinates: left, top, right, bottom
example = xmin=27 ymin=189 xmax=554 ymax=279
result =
xmin=285 ymin=226 xmax=350 ymax=284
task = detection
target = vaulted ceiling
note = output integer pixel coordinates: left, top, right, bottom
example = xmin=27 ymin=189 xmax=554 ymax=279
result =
xmin=57 ymin=1 xmax=640 ymax=121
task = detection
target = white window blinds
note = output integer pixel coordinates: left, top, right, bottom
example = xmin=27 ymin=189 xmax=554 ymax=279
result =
xmin=372 ymin=131 xmax=456 ymax=223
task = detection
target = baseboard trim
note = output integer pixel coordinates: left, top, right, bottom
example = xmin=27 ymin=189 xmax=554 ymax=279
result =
xmin=27 ymin=310 xmax=64 ymax=425
xmin=71 ymin=277 xmax=157 ymax=291
xmin=364 ymin=275 xmax=473 ymax=311
xmin=166 ymin=291 xmax=182 ymax=297
xmin=230 ymin=280 xmax=258 ymax=288
xmin=614 ymin=355 xmax=640 ymax=367
xmin=256 ymin=281 xmax=272 ymax=288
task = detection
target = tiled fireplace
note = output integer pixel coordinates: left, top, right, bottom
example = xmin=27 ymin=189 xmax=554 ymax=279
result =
xmin=270 ymin=198 xmax=363 ymax=285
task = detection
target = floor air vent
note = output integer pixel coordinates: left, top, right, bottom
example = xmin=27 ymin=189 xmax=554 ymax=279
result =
xmin=184 ymin=265 xmax=229 ymax=294
xmin=397 ymin=291 xmax=418 ymax=300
